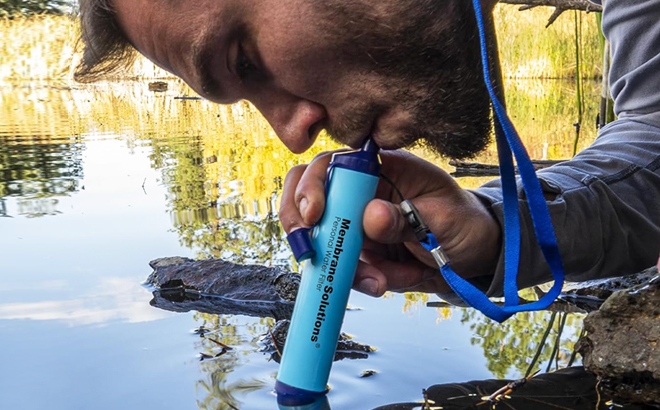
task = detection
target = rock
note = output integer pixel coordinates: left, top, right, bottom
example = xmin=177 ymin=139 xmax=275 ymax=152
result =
xmin=360 ymin=369 xmax=378 ymax=378
xmin=147 ymin=257 xmax=300 ymax=301
xmin=260 ymin=319 xmax=374 ymax=363
xmin=563 ymin=266 xmax=659 ymax=300
xmin=448 ymin=159 xmax=564 ymax=177
xmin=146 ymin=257 xmax=300 ymax=321
xmin=577 ymin=268 xmax=660 ymax=406
xmin=146 ymin=257 xmax=374 ymax=359
xmin=551 ymin=267 xmax=660 ymax=313
xmin=371 ymin=367 xmax=646 ymax=410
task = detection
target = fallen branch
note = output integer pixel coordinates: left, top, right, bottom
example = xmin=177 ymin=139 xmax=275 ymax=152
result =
xmin=449 ymin=159 xmax=565 ymax=177
xmin=499 ymin=0 xmax=602 ymax=27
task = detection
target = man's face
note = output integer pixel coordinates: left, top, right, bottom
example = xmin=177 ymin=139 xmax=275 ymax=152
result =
xmin=113 ymin=0 xmax=491 ymax=158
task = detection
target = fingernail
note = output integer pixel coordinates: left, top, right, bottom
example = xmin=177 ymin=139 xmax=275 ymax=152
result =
xmin=358 ymin=278 xmax=379 ymax=296
xmin=299 ymin=197 xmax=309 ymax=219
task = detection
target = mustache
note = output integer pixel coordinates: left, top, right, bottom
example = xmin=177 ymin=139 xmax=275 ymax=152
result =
xmin=324 ymin=102 xmax=388 ymax=145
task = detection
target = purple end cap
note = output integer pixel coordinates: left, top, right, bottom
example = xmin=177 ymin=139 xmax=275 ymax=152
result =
xmin=329 ymin=137 xmax=380 ymax=176
xmin=286 ymin=228 xmax=316 ymax=262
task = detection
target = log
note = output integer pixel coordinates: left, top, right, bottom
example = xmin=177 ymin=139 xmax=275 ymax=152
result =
xmin=449 ymin=159 xmax=565 ymax=177
xmin=500 ymin=0 xmax=602 ymax=12
xmin=499 ymin=0 xmax=602 ymax=27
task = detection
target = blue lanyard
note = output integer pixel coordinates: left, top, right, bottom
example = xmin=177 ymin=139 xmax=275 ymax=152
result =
xmin=422 ymin=0 xmax=566 ymax=322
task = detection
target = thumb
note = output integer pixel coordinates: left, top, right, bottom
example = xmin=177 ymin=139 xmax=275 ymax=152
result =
xmin=363 ymin=199 xmax=417 ymax=244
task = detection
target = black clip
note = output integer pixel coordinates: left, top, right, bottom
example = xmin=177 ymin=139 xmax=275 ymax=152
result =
xmin=400 ymin=200 xmax=431 ymax=243
xmin=400 ymin=199 xmax=450 ymax=268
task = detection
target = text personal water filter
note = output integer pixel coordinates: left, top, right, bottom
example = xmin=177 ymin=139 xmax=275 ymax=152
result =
xmin=275 ymin=138 xmax=380 ymax=405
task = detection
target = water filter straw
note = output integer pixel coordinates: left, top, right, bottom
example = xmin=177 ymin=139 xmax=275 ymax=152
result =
xmin=276 ymin=138 xmax=381 ymax=404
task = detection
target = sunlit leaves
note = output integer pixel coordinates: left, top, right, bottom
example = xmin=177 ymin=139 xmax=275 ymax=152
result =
xmin=0 ymin=0 xmax=71 ymax=19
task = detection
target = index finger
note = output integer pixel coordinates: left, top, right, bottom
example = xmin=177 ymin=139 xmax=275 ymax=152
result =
xmin=278 ymin=152 xmax=334 ymax=233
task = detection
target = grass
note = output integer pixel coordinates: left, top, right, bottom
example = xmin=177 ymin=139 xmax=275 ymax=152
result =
xmin=494 ymin=4 xmax=602 ymax=79
xmin=0 ymin=6 xmax=601 ymax=81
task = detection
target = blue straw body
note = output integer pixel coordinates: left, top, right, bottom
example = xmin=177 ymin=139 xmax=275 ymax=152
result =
xmin=277 ymin=141 xmax=380 ymax=402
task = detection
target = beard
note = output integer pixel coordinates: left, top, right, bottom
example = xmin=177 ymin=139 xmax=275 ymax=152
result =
xmin=314 ymin=0 xmax=492 ymax=159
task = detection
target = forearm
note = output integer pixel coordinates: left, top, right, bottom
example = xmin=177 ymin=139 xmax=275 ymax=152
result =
xmin=472 ymin=119 xmax=660 ymax=296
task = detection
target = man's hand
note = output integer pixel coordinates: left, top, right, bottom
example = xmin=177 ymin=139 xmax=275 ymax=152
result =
xmin=278 ymin=150 xmax=502 ymax=296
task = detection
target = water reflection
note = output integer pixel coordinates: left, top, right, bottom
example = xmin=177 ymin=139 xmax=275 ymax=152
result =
xmin=0 ymin=277 xmax=169 ymax=325
xmin=0 ymin=78 xmax=601 ymax=252
xmin=460 ymin=309 xmax=583 ymax=378
xmin=0 ymin=133 xmax=83 ymax=217
xmin=193 ymin=313 xmax=275 ymax=410
xmin=0 ymin=79 xmax=604 ymax=410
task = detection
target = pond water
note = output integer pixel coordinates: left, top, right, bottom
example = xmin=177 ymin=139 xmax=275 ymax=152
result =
xmin=1 ymin=79 xmax=599 ymax=410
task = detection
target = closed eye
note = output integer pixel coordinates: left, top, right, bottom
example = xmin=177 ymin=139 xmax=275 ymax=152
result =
xmin=236 ymin=43 xmax=259 ymax=82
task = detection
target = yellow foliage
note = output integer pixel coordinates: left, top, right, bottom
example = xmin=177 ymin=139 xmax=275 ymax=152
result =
xmin=0 ymin=9 xmax=600 ymax=81
xmin=0 ymin=70 xmax=601 ymax=212
xmin=0 ymin=15 xmax=77 ymax=81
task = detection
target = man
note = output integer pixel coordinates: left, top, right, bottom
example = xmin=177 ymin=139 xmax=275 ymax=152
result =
xmin=76 ymin=0 xmax=660 ymax=301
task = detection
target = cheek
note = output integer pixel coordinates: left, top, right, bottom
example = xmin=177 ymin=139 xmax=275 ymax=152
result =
xmin=257 ymin=20 xmax=349 ymax=98
xmin=258 ymin=24 xmax=388 ymax=108
xmin=266 ymin=47 xmax=340 ymax=100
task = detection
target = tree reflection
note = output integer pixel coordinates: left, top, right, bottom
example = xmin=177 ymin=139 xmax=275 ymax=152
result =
xmin=143 ymin=129 xmax=295 ymax=267
xmin=0 ymin=85 xmax=90 ymax=217
xmin=0 ymin=134 xmax=84 ymax=218
xmin=193 ymin=313 xmax=275 ymax=410
xmin=460 ymin=308 xmax=584 ymax=378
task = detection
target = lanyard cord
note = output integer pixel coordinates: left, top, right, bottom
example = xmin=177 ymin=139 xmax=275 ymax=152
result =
xmin=414 ymin=0 xmax=566 ymax=322
xmin=288 ymin=1 xmax=566 ymax=322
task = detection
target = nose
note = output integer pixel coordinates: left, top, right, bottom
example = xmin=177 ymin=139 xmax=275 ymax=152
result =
xmin=249 ymin=90 xmax=327 ymax=154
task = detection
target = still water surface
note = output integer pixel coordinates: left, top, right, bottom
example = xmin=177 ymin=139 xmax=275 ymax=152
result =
xmin=0 ymin=80 xmax=598 ymax=410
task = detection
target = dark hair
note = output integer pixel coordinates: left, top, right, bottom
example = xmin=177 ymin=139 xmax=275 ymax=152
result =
xmin=74 ymin=0 xmax=137 ymax=82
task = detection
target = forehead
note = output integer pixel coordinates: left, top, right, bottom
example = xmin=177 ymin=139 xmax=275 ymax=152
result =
xmin=112 ymin=0 xmax=227 ymax=55
xmin=112 ymin=0 xmax=239 ymax=87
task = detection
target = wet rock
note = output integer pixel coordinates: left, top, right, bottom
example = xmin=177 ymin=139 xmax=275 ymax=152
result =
xmin=449 ymin=159 xmax=563 ymax=177
xmin=577 ymin=267 xmax=660 ymax=406
xmin=563 ymin=266 xmax=659 ymax=300
xmin=148 ymin=257 xmax=300 ymax=301
xmin=260 ymin=319 xmax=374 ymax=363
xmin=545 ymin=266 xmax=660 ymax=314
xmin=147 ymin=257 xmax=374 ymax=361
xmin=146 ymin=257 xmax=300 ymax=320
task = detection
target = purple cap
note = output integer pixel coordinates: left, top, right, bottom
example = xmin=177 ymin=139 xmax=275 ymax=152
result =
xmin=286 ymin=228 xmax=315 ymax=262
xmin=329 ymin=137 xmax=380 ymax=176
xmin=286 ymin=138 xmax=380 ymax=262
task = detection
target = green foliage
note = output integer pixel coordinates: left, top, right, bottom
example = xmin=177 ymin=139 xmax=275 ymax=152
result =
xmin=461 ymin=309 xmax=584 ymax=379
xmin=0 ymin=0 xmax=70 ymax=18
xmin=495 ymin=5 xmax=601 ymax=79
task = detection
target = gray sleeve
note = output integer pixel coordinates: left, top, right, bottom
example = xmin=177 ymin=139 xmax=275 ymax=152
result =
xmin=604 ymin=0 xmax=660 ymax=130
xmin=465 ymin=0 xmax=660 ymax=297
